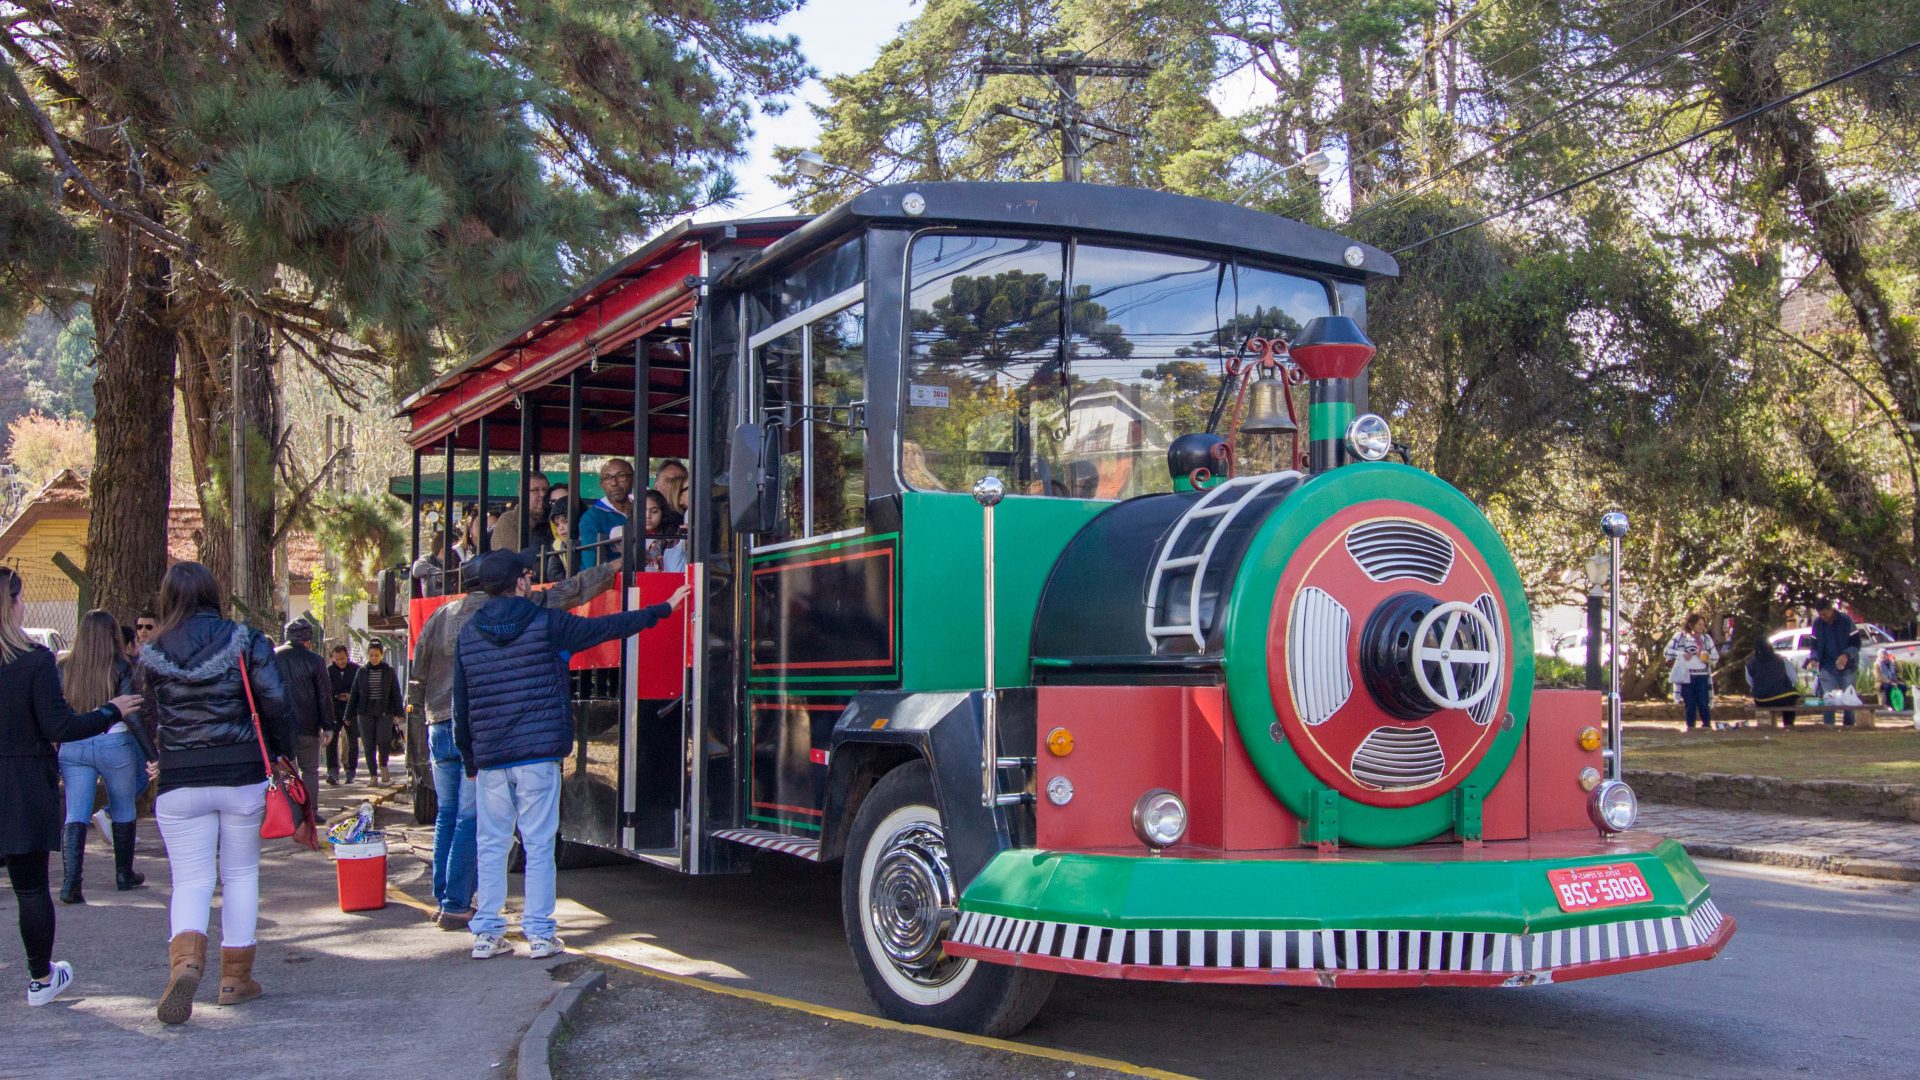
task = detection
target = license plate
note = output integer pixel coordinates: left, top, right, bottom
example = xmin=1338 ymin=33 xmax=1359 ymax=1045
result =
xmin=1547 ymin=863 xmax=1653 ymax=912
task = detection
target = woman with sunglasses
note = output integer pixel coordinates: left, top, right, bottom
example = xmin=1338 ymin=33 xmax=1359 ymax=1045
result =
xmin=0 ymin=567 xmax=143 ymax=1006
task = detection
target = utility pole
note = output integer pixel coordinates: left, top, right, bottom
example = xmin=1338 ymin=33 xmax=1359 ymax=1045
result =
xmin=230 ymin=310 xmax=248 ymax=613
xmin=976 ymin=51 xmax=1153 ymax=183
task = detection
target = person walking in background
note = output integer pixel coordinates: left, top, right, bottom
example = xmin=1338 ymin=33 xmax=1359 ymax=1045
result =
xmin=1664 ymin=613 xmax=1721 ymax=731
xmin=325 ymin=644 xmax=358 ymax=784
xmin=410 ymin=547 xmax=622 ymax=931
xmin=55 ymin=609 xmax=146 ymax=903
xmin=1807 ymin=598 xmax=1860 ymax=726
xmin=273 ymin=620 xmax=332 ymax=810
xmin=575 ymin=458 xmax=636 ymax=569
xmin=136 ymin=561 xmax=295 ymax=1024
xmin=454 ymin=549 xmax=685 ymax=959
xmin=347 ymin=641 xmax=404 ymax=784
xmin=1746 ymin=636 xmax=1800 ymax=727
xmin=134 ymin=610 xmax=158 ymax=650
xmin=0 ymin=569 xmax=142 ymax=1005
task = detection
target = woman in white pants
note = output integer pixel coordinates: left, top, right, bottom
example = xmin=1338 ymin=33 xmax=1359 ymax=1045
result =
xmin=135 ymin=562 xmax=295 ymax=1025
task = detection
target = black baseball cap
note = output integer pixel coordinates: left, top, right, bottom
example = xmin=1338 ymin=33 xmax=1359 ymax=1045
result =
xmin=475 ymin=548 xmax=537 ymax=594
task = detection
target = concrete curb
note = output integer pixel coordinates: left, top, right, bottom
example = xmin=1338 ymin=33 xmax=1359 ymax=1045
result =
xmin=1678 ymin=839 xmax=1920 ymax=883
xmin=517 ymin=968 xmax=607 ymax=1080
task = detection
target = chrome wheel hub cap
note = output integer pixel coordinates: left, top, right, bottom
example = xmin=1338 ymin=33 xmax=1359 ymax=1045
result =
xmin=867 ymin=820 xmax=965 ymax=987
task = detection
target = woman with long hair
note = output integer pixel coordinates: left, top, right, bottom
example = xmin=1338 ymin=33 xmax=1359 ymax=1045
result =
xmin=1664 ymin=613 xmax=1722 ymax=731
xmin=56 ymin=608 xmax=146 ymax=903
xmin=137 ymin=561 xmax=295 ymax=1025
xmin=0 ymin=568 xmax=142 ymax=1005
xmin=641 ymin=490 xmax=686 ymax=573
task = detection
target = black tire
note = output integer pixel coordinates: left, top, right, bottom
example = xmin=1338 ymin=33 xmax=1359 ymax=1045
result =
xmin=841 ymin=761 xmax=1054 ymax=1037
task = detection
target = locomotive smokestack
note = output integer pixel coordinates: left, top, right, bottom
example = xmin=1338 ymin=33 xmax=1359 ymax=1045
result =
xmin=1288 ymin=316 xmax=1375 ymax=472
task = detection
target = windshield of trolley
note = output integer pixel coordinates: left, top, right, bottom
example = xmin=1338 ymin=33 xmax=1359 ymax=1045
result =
xmin=900 ymin=232 xmax=1336 ymax=499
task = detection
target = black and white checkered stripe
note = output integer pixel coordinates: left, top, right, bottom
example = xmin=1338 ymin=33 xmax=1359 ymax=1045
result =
xmin=713 ymin=828 xmax=822 ymax=862
xmin=952 ymin=899 xmax=1724 ymax=974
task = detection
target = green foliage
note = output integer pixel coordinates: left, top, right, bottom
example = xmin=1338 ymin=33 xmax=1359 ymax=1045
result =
xmin=1533 ymin=653 xmax=1587 ymax=690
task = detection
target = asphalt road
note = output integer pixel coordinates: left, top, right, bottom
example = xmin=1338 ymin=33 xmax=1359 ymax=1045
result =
xmin=543 ymin=849 xmax=1917 ymax=1079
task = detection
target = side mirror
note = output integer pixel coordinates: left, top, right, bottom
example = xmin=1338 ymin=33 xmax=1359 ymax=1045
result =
xmin=728 ymin=423 xmax=781 ymax=533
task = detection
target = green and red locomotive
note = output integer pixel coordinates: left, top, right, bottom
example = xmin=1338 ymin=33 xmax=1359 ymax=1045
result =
xmin=398 ymin=181 xmax=1732 ymax=1036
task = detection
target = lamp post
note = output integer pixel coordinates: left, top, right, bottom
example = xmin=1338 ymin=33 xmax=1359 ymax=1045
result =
xmin=1583 ymin=550 xmax=1611 ymax=691
xmin=792 ymin=151 xmax=875 ymax=190
xmin=1233 ymin=150 xmax=1334 ymax=206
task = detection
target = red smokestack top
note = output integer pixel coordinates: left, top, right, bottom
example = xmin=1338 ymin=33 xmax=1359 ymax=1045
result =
xmin=1289 ymin=315 xmax=1374 ymax=380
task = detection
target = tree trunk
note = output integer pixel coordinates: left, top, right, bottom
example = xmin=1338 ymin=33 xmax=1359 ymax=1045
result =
xmin=85 ymin=215 xmax=175 ymax=623
xmin=234 ymin=316 xmax=279 ymax=628
xmin=177 ymin=308 xmax=231 ymax=599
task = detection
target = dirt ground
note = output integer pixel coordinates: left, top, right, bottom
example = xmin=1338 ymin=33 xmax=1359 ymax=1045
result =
xmin=551 ymin=962 xmax=1139 ymax=1080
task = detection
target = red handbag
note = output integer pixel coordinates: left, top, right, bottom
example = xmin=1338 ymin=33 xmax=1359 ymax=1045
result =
xmin=239 ymin=657 xmax=320 ymax=850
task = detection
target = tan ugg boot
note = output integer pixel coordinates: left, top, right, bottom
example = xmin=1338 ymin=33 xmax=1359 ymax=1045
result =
xmin=217 ymin=945 xmax=262 ymax=1006
xmin=157 ymin=931 xmax=207 ymax=1025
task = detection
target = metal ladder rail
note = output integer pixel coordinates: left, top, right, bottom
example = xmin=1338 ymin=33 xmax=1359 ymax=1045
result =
xmin=1144 ymin=471 xmax=1301 ymax=650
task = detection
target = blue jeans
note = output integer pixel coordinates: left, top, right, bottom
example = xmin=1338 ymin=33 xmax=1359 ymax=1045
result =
xmin=472 ymin=760 xmax=561 ymax=940
xmin=1679 ymin=677 xmax=1713 ymax=728
xmin=58 ymin=731 xmax=145 ymax=824
xmin=428 ymin=723 xmax=477 ymax=913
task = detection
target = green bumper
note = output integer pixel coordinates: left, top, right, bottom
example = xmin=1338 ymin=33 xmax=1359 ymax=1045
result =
xmin=958 ymin=839 xmax=1712 ymax=934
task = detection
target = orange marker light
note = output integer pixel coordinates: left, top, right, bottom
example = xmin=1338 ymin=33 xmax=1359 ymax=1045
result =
xmin=1577 ymin=726 xmax=1603 ymax=752
xmin=1046 ymin=727 xmax=1074 ymax=757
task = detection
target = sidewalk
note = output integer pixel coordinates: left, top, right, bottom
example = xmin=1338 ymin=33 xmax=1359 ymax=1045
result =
xmin=1642 ymin=801 xmax=1920 ymax=882
xmin=0 ymin=780 xmax=563 ymax=1080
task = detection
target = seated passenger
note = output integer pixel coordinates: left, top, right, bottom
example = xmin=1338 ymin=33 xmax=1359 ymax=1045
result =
xmin=1746 ymin=637 xmax=1799 ymax=727
xmin=642 ymin=491 xmax=687 ymax=573
xmin=575 ymin=459 xmax=635 ymax=569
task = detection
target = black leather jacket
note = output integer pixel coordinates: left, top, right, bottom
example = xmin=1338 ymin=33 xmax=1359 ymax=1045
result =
xmin=274 ymin=641 xmax=335 ymax=738
xmin=138 ymin=609 xmax=295 ymax=776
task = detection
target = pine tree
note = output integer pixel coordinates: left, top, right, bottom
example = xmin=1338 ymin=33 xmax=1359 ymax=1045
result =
xmin=0 ymin=0 xmax=806 ymax=621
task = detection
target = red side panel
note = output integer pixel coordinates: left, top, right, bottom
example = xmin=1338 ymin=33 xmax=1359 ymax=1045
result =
xmin=406 ymin=573 xmax=688 ymax=697
xmin=1528 ymin=689 xmax=1606 ymax=835
xmin=1034 ymin=686 xmax=1299 ymax=853
xmin=1480 ymin=727 xmax=1528 ymax=841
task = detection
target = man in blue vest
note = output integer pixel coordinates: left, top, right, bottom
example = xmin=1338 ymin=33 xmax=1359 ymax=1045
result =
xmin=452 ymin=548 xmax=688 ymax=959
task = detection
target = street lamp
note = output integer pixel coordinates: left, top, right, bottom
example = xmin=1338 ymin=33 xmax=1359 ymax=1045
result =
xmin=1233 ymin=150 xmax=1334 ymax=205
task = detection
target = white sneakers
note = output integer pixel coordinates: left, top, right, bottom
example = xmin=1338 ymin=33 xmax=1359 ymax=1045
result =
xmin=472 ymin=934 xmax=565 ymax=959
xmin=26 ymin=961 xmax=74 ymax=1006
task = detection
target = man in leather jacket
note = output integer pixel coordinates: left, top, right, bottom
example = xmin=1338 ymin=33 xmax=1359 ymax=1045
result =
xmin=272 ymin=619 xmax=333 ymax=814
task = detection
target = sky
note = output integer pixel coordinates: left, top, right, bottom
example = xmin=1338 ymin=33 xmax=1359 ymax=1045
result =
xmin=710 ymin=0 xmax=920 ymax=220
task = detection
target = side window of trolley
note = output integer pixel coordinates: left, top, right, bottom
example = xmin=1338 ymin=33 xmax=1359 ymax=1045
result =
xmin=747 ymin=238 xmax=867 ymax=542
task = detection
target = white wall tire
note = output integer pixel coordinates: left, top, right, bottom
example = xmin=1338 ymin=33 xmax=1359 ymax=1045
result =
xmin=840 ymin=761 xmax=1054 ymax=1035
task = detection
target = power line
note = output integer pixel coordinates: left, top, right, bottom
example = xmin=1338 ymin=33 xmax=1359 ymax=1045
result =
xmin=1393 ymin=36 xmax=1920 ymax=256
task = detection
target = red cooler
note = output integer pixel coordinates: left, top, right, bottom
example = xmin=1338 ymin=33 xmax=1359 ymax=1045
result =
xmin=333 ymin=837 xmax=388 ymax=912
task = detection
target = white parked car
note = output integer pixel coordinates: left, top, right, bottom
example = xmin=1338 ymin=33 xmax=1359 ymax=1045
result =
xmin=24 ymin=627 xmax=66 ymax=655
xmin=1547 ymin=628 xmax=1631 ymax=668
xmin=1768 ymin=623 xmax=1895 ymax=674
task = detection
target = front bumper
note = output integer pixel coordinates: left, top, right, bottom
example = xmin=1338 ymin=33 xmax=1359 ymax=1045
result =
xmin=946 ymin=834 xmax=1734 ymax=987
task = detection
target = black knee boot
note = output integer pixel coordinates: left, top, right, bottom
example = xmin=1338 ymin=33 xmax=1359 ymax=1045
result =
xmin=112 ymin=820 xmax=145 ymax=890
xmin=59 ymin=822 xmax=86 ymax=904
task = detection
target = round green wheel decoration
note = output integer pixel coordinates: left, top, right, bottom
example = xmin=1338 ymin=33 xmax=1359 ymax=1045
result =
xmin=1222 ymin=463 xmax=1534 ymax=848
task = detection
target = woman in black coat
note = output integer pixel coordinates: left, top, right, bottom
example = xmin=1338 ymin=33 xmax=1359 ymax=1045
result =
xmin=1746 ymin=636 xmax=1801 ymax=727
xmin=0 ymin=567 xmax=142 ymax=1006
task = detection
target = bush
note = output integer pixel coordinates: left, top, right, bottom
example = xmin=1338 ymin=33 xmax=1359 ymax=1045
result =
xmin=1534 ymin=653 xmax=1587 ymax=689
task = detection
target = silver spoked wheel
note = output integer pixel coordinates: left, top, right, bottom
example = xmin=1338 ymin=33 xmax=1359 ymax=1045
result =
xmin=858 ymin=804 xmax=976 ymax=1004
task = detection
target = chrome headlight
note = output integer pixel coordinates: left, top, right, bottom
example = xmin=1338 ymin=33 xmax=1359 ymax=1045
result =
xmin=1346 ymin=413 xmax=1392 ymax=461
xmin=1587 ymin=779 xmax=1638 ymax=833
xmin=1131 ymin=789 xmax=1188 ymax=849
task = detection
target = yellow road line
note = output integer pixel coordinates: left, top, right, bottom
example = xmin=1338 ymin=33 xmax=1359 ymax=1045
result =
xmin=384 ymin=882 xmax=1194 ymax=1080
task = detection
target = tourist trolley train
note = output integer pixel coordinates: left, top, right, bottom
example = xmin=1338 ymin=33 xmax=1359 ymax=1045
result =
xmin=397 ymin=183 xmax=1733 ymax=1035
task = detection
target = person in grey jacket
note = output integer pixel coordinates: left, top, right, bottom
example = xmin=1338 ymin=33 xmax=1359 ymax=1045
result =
xmin=405 ymin=553 xmax=621 ymax=927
